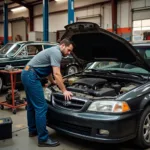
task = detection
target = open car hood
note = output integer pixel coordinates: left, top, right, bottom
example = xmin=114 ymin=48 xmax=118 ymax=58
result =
xmin=61 ymin=22 xmax=150 ymax=72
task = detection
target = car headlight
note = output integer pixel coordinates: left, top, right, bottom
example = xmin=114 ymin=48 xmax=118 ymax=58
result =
xmin=87 ymin=101 xmax=130 ymax=113
xmin=44 ymin=88 xmax=52 ymax=102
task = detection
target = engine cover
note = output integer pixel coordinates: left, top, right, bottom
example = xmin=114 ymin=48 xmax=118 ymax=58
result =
xmin=73 ymin=78 xmax=107 ymax=88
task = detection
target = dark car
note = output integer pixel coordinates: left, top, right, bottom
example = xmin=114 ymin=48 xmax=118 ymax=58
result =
xmin=133 ymin=41 xmax=150 ymax=63
xmin=45 ymin=22 xmax=150 ymax=148
xmin=0 ymin=41 xmax=80 ymax=91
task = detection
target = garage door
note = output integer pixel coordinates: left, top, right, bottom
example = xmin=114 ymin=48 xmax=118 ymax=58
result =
xmin=133 ymin=9 xmax=150 ymax=21
xmin=12 ymin=20 xmax=27 ymax=42
xmin=132 ymin=9 xmax=150 ymax=41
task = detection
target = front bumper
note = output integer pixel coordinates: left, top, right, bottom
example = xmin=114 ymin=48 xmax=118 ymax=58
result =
xmin=47 ymin=104 xmax=141 ymax=143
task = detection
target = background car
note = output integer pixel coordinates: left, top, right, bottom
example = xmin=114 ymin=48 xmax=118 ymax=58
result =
xmin=0 ymin=41 xmax=81 ymax=92
xmin=124 ymin=41 xmax=150 ymax=69
xmin=133 ymin=41 xmax=150 ymax=63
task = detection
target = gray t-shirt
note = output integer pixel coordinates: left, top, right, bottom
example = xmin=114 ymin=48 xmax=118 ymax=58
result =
xmin=27 ymin=45 xmax=62 ymax=68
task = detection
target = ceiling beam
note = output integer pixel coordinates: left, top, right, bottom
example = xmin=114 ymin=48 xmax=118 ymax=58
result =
xmin=28 ymin=0 xmax=54 ymax=6
xmin=0 ymin=2 xmax=14 ymax=7
xmin=11 ymin=0 xmax=29 ymax=8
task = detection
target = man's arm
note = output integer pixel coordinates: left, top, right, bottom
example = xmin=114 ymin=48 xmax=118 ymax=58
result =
xmin=47 ymin=74 xmax=56 ymax=85
xmin=52 ymin=66 xmax=72 ymax=100
xmin=52 ymin=66 xmax=66 ymax=92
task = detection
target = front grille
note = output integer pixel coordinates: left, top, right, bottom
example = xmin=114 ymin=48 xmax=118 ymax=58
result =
xmin=52 ymin=93 xmax=86 ymax=110
xmin=51 ymin=119 xmax=91 ymax=136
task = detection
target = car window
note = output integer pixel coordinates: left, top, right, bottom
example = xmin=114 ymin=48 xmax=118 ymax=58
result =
xmin=44 ymin=45 xmax=52 ymax=49
xmin=17 ymin=44 xmax=43 ymax=57
xmin=0 ymin=43 xmax=14 ymax=54
xmin=6 ymin=44 xmax=21 ymax=57
xmin=27 ymin=45 xmax=42 ymax=55
xmin=134 ymin=46 xmax=150 ymax=64
xmin=145 ymin=50 xmax=150 ymax=58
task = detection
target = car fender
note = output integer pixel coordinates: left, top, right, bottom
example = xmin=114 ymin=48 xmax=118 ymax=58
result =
xmin=116 ymin=82 xmax=150 ymax=110
xmin=139 ymin=94 xmax=150 ymax=109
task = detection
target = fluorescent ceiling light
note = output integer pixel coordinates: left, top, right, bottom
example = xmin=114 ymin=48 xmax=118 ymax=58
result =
xmin=11 ymin=6 xmax=27 ymax=12
xmin=55 ymin=0 xmax=67 ymax=1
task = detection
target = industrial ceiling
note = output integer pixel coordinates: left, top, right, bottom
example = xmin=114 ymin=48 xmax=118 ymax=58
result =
xmin=0 ymin=0 xmax=55 ymax=11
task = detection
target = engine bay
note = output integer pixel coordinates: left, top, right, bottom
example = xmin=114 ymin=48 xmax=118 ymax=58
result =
xmin=52 ymin=75 xmax=140 ymax=99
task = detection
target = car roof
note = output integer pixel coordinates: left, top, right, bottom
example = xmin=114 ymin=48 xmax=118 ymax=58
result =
xmin=7 ymin=41 xmax=57 ymax=45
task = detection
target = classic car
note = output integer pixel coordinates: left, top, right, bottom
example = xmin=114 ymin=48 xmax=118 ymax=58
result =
xmin=0 ymin=41 xmax=81 ymax=91
xmin=45 ymin=22 xmax=150 ymax=148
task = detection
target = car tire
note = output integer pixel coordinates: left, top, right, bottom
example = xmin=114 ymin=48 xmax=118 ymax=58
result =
xmin=135 ymin=106 xmax=150 ymax=148
xmin=66 ymin=65 xmax=78 ymax=75
xmin=0 ymin=76 xmax=3 ymax=92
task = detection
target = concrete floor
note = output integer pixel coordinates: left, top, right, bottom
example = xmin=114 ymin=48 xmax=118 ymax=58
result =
xmin=0 ymin=88 xmax=150 ymax=150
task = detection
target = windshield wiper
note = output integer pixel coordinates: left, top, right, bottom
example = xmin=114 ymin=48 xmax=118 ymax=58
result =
xmin=85 ymin=69 xmax=99 ymax=72
xmin=85 ymin=69 xmax=113 ymax=75
xmin=86 ymin=69 xmax=145 ymax=80
xmin=109 ymin=70 xmax=145 ymax=80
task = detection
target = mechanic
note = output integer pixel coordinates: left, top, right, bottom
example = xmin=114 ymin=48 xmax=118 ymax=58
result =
xmin=21 ymin=39 xmax=74 ymax=147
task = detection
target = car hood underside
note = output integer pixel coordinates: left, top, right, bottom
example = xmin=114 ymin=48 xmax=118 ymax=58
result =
xmin=61 ymin=22 xmax=150 ymax=72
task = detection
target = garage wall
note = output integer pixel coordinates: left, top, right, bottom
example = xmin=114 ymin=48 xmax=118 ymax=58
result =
xmin=33 ymin=0 xmax=131 ymax=34
xmin=34 ymin=0 xmax=111 ymax=32
xmin=12 ymin=20 xmax=27 ymax=41
xmin=0 ymin=7 xmax=28 ymax=42
xmin=0 ymin=0 xmax=150 ymax=42
xmin=0 ymin=23 xmax=12 ymax=41
xmin=34 ymin=4 xmax=111 ymax=32
xmin=116 ymin=0 xmax=132 ymax=41
xmin=34 ymin=0 xmax=110 ymax=16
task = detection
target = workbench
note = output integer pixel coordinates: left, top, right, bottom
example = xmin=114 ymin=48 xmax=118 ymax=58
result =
xmin=0 ymin=69 xmax=27 ymax=114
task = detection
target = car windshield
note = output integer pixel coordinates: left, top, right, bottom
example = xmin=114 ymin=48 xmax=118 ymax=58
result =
xmin=6 ymin=44 xmax=21 ymax=57
xmin=0 ymin=43 xmax=14 ymax=55
xmin=85 ymin=61 xmax=150 ymax=75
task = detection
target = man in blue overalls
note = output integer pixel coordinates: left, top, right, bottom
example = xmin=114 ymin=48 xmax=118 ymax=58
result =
xmin=21 ymin=39 xmax=74 ymax=147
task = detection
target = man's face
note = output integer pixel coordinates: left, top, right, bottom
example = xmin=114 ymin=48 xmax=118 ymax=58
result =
xmin=61 ymin=44 xmax=73 ymax=57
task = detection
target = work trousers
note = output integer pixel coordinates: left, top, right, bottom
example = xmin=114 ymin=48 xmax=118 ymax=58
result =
xmin=21 ymin=69 xmax=49 ymax=142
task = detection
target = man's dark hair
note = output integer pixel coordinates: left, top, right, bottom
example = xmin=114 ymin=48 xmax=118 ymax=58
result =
xmin=59 ymin=38 xmax=75 ymax=48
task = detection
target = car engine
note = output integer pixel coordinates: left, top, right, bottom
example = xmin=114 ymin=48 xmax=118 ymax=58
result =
xmin=63 ymin=76 xmax=138 ymax=97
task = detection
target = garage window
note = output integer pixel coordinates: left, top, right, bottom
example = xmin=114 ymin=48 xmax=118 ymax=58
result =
xmin=132 ymin=19 xmax=150 ymax=42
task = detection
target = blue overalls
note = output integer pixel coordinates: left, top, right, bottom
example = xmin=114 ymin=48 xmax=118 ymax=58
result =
xmin=21 ymin=66 xmax=52 ymax=142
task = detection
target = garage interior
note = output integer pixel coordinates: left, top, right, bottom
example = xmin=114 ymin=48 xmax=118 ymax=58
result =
xmin=0 ymin=0 xmax=150 ymax=150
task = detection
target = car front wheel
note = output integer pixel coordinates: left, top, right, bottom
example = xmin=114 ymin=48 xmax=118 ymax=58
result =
xmin=66 ymin=65 xmax=78 ymax=75
xmin=135 ymin=106 xmax=150 ymax=148
xmin=0 ymin=76 xmax=3 ymax=92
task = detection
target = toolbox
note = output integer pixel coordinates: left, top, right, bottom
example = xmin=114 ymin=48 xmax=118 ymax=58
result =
xmin=0 ymin=117 xmax=12 ymax=140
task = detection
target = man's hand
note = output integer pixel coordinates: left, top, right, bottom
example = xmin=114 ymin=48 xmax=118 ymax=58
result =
xmin=63 ymin=90 xmax=73 ymax=100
